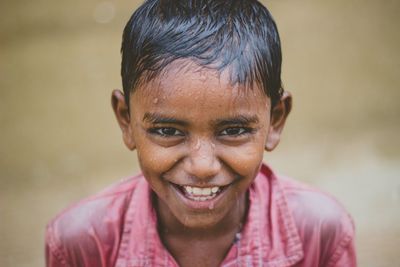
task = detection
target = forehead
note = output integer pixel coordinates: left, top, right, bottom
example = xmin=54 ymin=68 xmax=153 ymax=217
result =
xmin=131 ymin=61 xmax=270 ymax=118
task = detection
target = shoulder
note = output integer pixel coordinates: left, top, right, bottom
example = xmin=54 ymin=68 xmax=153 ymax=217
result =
xmin=48 ymin=176 xmax=142 ymax=235
xmin=278 ymin=176 xmax=356 ymax=266
xmin=279 ymin=176 xmax=354 ymax=234
xmin=45 ymin=175 xmax=144 ymax=266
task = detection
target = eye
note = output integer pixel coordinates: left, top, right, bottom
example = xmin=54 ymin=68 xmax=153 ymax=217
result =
xmin=220 ymin=127 xmax=250 ymax=136
xmin=149 ymin=127 xmax=184 ymax=137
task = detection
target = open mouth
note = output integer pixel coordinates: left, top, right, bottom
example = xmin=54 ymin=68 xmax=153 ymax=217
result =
xmin=171 ymin=183 xmax=228 ymax=202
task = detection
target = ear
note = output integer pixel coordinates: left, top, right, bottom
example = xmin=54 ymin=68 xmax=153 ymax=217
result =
xmin=265 ymin=91 xmax=292 ymax=151
xmin=111 ymin=90 xmax=136 ymax=150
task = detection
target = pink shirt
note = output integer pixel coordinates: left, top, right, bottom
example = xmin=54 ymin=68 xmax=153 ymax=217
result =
xmin=46 ymin=164 xmax=356 ymax=266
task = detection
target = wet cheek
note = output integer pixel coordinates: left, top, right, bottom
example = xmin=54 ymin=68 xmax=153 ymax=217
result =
xmin=137 ymin=143 xmax=182 ymax=175
xmin=222 ymin=145 xmax=265 ymax=177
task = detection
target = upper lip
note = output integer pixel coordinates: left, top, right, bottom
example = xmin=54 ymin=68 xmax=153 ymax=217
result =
xmin=170 ymin=182 xmax=231 ymax=188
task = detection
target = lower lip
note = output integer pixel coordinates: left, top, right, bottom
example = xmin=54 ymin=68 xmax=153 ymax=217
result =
xmin=170 ymin=184 xmax=229 ymax=210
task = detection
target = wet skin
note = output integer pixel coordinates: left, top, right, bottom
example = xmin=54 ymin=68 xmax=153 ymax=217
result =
xmin=112 ymin=60 xmax=291 ymax=266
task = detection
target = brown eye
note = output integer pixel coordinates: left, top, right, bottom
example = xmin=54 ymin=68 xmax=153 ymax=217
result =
xmin=149 ymin=127 xmax=184 ymax=137
xmin=220 ymin=127 xmax=249 ymax=136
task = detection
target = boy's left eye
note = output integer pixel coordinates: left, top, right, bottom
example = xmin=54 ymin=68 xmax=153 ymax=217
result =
xmin=150 ymin=127 xmax=184 ymax=137
xmin=219 ymin=127 xmax=250 ymax=136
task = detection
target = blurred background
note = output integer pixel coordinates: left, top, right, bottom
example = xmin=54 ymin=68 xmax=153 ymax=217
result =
xmin=0 ymin=0 xmax=399 ymax=266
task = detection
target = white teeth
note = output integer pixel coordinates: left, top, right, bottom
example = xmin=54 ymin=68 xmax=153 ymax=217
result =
xmin=182 ymin=185 xmax=221 ymax=201
xmin=184 ymin=186 xmax=193 ymax=194
xmin=193 ymin=187 xmax=202 ymax=195
xmin=202 ymin=188 xmax=211 ymax=195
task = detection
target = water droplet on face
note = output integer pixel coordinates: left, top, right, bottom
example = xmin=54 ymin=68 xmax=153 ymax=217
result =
xmin=194 ymin=139 xmax=201 ymax=150
xmin=208 ymin=202 xmax=215 ymax=210
xmin=153 ymin=98 xmax=159 ymax=104
xmin=199 ymin=70 xmax=207 ymax=82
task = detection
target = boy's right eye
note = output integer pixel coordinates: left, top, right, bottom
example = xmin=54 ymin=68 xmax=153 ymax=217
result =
xmin=148 ymin=127 xmax=184 ymax=137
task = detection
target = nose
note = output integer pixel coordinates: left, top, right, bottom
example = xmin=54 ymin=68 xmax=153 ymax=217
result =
xmin=184 ymin=138 xmax=221 ymax=181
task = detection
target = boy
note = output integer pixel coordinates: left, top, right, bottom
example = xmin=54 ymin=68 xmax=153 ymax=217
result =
xmin=45 ymin=0 xmax=356 ymax=266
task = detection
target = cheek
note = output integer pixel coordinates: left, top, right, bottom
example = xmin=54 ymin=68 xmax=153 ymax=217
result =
xmin=223 ymin=130 xmax=268 ymax=176
xmin=136 ymin=138 xmax=183 ymax=176
xmin=221 ymin=143 xmax=265 ymax=178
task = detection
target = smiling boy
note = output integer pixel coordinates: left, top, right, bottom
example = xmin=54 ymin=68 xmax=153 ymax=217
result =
xmin=46 ymin=0 xmax=356 ymax=266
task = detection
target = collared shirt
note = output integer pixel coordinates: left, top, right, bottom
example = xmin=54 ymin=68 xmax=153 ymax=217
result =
xmin=46 ymin=164 xmax=356 ymax=267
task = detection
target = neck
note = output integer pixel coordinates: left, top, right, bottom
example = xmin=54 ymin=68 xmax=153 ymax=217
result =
xmin=154 ymin=191 xmax=249 ymax=241
xmin=154 ymin=192 xmax=249 ymax=267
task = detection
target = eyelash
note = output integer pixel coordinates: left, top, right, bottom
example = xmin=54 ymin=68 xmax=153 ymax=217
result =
xmin=148 ymin=127 xmax=184 ymax=137
xmin=148 ymin=127 xmax=253 ymax=138
xmin=219 ymin=127 xmax=253 ymax=136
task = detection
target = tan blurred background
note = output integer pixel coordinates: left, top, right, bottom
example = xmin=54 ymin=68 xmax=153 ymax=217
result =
xmin=0 ymin=0 xmax=399 ymax=266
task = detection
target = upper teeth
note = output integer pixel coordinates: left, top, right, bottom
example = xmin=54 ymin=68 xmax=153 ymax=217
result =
xmin=184 ymin=186 xmax=220 ymax=196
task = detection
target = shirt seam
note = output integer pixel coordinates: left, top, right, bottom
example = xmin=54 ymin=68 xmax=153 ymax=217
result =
xmin=46 ymin=225 xmax=70 ymax=267
xmin=325 ymin=232 xmax=353 ymax=267
xmin=115 ymin=181 xmax=140 ymax=266
xmin=275 ymin=180 xmax=304 ymax=254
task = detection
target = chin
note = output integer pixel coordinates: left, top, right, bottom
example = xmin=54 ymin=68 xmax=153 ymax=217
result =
xmin=175 ymin=212 xmax=224 ymax=230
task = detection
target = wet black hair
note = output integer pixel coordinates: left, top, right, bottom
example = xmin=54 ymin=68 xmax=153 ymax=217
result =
xmin=121 ymin=0 xmax=283 ymax=107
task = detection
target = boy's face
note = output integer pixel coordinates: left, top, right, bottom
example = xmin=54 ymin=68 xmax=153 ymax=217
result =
xmin=112 ymin=60 xmax=291 ymax=230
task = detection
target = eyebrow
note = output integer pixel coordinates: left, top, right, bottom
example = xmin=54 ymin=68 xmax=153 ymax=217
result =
xmin=213 ymin=115 xmax=259 ymax=127
xmin=142 ymin=112 xmax=259 ymax=127
xmin=143 ymin=112 xmax=188 ymax=126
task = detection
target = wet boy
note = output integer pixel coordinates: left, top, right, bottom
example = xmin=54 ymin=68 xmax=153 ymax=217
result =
xmin=45 ymin=0 xmax=356 ymax=266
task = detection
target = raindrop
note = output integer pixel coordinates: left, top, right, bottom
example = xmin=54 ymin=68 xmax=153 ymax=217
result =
xmin=208 ymin=202 xmax=214 ymax=210
xmin=199 ymin=70 xmax=207 ymax=82
xmin=194 ymin=139 xmax=201 ymax=150
xmin=153 ymin=98 xmax=159 ymax=104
